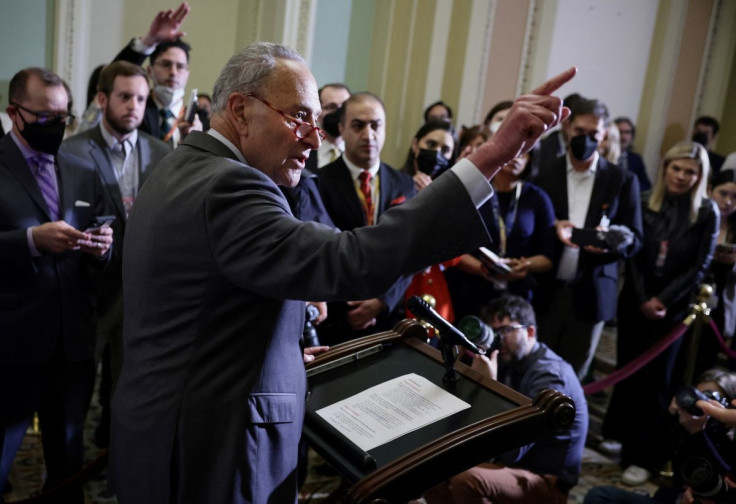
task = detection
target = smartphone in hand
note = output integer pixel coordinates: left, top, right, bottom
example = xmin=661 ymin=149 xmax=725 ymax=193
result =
xmin=186 ymin=88 xmax=198 ymax=123
xmin=85 ymin=215 xmax=116 ymax=233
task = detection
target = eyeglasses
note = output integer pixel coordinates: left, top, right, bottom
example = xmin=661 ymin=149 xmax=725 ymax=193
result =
xmin=10 ymin=102 xmax=75 ymax=126
xmin=154 ymin=60 xmax=189 ymax=71
xmin=493 ymin=324 xmax=527 ymax=337
xmin=245 ymin=93 xmax=325 ymax=142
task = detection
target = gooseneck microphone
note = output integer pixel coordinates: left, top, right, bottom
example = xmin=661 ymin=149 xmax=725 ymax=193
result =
xmin=407 ymin=296 xmax=485 ymax=355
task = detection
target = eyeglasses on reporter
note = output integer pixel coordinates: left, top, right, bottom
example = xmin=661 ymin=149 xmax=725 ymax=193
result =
xmin=10 ymin=102 xmax=75 ymax=126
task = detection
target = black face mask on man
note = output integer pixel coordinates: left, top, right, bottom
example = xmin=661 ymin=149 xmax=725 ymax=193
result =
xmin=321 ymin=109 xmax=341 ymax=139
xmin=692 ymin=132 xmax=709 ymax=148
xmin=569 ymin=134 xmax=598 ymax=162
xmin=416 ymin=148 xmax=449 ymax=177
xmin=16 ymin=113 xmax=66 ymax=155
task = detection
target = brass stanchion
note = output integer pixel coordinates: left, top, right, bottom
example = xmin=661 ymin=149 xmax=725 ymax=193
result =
xmin=682 ymin=284 xmax=713 ymax=385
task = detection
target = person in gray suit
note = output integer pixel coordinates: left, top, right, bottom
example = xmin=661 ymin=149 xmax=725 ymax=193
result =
xmin=58 ymin=61 xmax=170 ymax=446
xmin=109 ymin=41 xmax=576 ymax=504
xmin=0 ymin=67 xmax=112 ymax=504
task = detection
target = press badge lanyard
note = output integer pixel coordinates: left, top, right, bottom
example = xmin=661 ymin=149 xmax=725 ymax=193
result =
xmin=490 ymin=183 xmax=522 ymax=257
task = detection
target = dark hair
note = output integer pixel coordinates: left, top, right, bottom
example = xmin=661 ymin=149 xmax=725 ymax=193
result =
xmin=483 ymin=100 xmax=513 ymax=126
xmin=150 ymin=39 xmax=191 ymax=65
xmin=614 ymin=117 xmax=636 ymax=138
xmin=423 ymin=100 xmax=453 ymax=123
xmin=695 ymin=116 xmax=720 ymax=136
xmin=458 ymin=125 xmax=487 ymax=153
xmin=9 ymin=67 xmax=66 ymax=104
xmin=339 ymin=91 xmax=385 ymax=124
xmin=86 ymin=65 xmax=105 ymax=107
xmin=480 ymin=295 xmax=537 ymax=327
xmin=401 ymin=120 xmax=455 ymax=174
xmin=197 ymin=93 xmax=212 ymax=104
xmin=318 ymin=83 xmax=351 ymax=101
xmin=563 ymin=93 xmax=583 ymax=110
xmin=568 ymin=98 xmax=610 ymax=127
xmin=97 ymin=61 xmax=148 ymax=97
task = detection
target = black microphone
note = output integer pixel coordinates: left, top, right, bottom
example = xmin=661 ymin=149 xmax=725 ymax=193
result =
xmin=407 ymin=296 xmax=485 ymax=355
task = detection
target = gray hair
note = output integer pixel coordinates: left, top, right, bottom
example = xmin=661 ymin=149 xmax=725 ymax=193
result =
xmin=211 ymin=42 xmax=305 ymax=113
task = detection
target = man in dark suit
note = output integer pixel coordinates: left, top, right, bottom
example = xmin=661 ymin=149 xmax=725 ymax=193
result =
xmin=615 ymin=116 xmax=651 ymax=191
xmin=534 ymin=98 xmax=642 ymax=380
xmin=317 ymin=92 xmax=416 ymax=343
xmin=109 ymin=41 xmax=576 ymax=504
xmin=113 ymin=2 xmax=200 ymax=146
xmin=692 ymin=115 xmax=726 ymax=177
xmin=58 ymin=61 xmax=170 ymax=445
xmin=0 ymin=67 xmax=112 ymax=503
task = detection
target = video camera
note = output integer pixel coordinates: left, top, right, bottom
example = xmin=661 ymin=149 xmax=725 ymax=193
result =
xmin=456 ymin=316 xmax=501 ymax=353
xmin=676 ymin=386 xmax=731 ymax=417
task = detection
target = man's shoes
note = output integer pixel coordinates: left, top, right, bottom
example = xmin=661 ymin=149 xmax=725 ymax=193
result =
xmin=621 ymin=465 xmax=652 ymax=485
xmin=598 ymin=439 xmax=622 ymax=455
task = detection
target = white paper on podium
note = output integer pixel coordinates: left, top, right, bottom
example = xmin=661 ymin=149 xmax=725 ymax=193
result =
xmin=315 ymin=373 xmax=471 ymax=451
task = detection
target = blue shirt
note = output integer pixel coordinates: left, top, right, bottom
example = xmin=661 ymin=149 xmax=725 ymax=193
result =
xmin=496 ymin=341 xmax=588 ymax=488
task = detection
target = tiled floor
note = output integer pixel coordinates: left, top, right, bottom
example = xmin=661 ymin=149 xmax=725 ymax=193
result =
xmin=4 ymin=326 xmax=669 ymax=503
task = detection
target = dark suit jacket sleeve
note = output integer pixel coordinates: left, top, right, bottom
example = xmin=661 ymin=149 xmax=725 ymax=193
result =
xmin=113 ymin=39 xmax=148 ymax=66
xmin=208 ymin=165 xmax=490 ymax=302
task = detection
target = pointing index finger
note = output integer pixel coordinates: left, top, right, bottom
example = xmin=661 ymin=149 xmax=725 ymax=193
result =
xmin=531 ymin=66 xmax=577 ymax=96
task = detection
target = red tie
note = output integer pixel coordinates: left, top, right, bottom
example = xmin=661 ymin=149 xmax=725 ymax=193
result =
xmin=359 ymin=171 xmax=374 ymax=225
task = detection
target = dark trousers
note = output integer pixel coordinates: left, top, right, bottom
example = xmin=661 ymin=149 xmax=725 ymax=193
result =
xmin=0 ymin=350 xmax=95 ymax=504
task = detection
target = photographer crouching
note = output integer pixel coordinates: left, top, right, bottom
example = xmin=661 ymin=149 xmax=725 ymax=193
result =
xmin=585 ymin=369 xmax=736 ymax=504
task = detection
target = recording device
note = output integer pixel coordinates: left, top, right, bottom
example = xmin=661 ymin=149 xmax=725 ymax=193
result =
xmin=679 ymin=417 xmax=736 ymax=502
xmin=303 ymin=304 xmax=321 ymax=348
xmin=84 ymin=215 xmax=115 ymax=232
xmin=570 ymin=225 xmax=635 ymax=252
xmin=456 ymin=316 xmax=500 ymax=353
xmin=186 ymin=89 xmax=198 ymax=124
xmin=406 ymin=296 xmax=484 ymax=355
xmin=477 ymin=247 xmax=512 ymax=275
xmin=675 ymin=386 xmax=731 ymax=416
xmin=571 ymin=228 xmax=608 ymax=249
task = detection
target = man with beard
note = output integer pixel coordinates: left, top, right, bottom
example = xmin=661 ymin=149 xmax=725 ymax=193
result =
xmin=58 ymin=61 xmax=170 ymax=445
xmin=424 ymin=295 xmax=587 ymax=504
xmin=0 ymin=67 xmax=112 ymax=503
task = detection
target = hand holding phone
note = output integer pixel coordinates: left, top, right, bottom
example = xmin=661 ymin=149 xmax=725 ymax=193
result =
xmin=85 ymin=215 xmax=116 ymax=233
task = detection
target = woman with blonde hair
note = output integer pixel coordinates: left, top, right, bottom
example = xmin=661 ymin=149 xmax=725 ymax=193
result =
xmin=602 ymin=141 xmax=719 ymax=486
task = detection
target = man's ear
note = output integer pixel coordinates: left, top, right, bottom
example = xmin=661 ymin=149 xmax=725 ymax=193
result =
xmin=228 ymin=93 xmax=248 ymax=134
xmin=527 ymin=325 xmax=537 ymax=341
xmin=97 ymin=91 xmax=108 ymax=111
xmin=338 ymin=121 xmax=344 ymax=136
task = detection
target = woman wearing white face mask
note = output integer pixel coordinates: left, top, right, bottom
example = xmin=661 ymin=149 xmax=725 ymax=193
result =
xmin=481 ymin=100 xmax=513 ymax=139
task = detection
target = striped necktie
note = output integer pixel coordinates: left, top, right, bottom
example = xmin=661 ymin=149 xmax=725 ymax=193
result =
xmin=359 ymin=170 xmax=374 ymax=225
xmin=32 ymin=156 xmax=59 ymax=221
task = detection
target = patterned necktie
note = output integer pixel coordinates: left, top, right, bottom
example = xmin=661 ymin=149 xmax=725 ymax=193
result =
xmin=160 ymin=108 xmax=175 ymax=143
xmin=359 ymin=170 xmax=374 ymax=225
xmin=32 ymin=156 xmax=59 ymax=221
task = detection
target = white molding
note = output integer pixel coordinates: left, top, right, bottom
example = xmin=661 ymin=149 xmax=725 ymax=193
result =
xmin=54 ymin=0 xmax=91 ymax=118
xmin=423 ymin=0 xmax=452 ymax=107
xmin=393 ymin=0 xmax=419 ymax=153
xmin=379 ymin=0 xmax=397 ymax=101
xmin=641 ymin=0 xmax=687 ymax=175
xmin=283 ymin=0 xmax=317 ymax=62
xmin=456 ymin=0 xmax=495 ymax=127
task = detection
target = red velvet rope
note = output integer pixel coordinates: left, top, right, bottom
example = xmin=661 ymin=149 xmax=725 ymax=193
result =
xmin=708 ymin=318 xmax=736 ymax=359
xmin=583 ymin=321 xmax=691 ymax=395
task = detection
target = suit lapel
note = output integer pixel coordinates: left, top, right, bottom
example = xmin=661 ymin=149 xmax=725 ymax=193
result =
xmin=88 ymin=129 xmax=127 ymax=221
xmin=0 ymin=135 xmax=52 ymax=221
xmin=585 ymin=159 xmax=609 ymax=228
xmin=331 ymin=158 xmax=366 ymax=226
xmin=549 ymin=159 xmax=569 ymax=220
xmin=377 ymin=163 xmax=392 ymax=215
xmin=137 ymin=136 xmax=153 ymax=186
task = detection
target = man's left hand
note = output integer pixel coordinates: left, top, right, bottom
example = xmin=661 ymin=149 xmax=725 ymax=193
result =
xmin=78 ymin=226 xmax=113 ymax=257
xmin=346 ymin=299 xmax=386 ymax=330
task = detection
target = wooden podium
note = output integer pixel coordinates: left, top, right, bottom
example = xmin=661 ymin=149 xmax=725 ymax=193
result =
xmin=303 ymin=319 xmax=576 ymax=504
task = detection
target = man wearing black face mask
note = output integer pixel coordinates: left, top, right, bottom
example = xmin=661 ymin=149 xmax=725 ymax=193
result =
xmin=0 ymin=67 xmax=113 ymax=503
xmin=691 ymin=115 xmax=725 ymax=177
xmin=533 ymin=98 xmax=643 ymax=380
xmin=304 ymin=83 xmax=351 ymax=172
